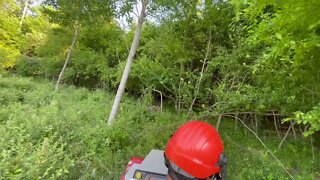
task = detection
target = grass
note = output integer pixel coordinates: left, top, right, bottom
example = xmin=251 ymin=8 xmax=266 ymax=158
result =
xmin=0 ymin=76 xmax=319 ymax=179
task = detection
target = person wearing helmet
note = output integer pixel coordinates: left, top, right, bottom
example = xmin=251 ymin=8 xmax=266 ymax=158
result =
xmin=164 ymin=121 xmax=227 ymax=180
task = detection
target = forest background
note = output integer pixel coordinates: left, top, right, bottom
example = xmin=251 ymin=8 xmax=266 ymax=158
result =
xmin=0 ymin=0 xmax=319 ymax=179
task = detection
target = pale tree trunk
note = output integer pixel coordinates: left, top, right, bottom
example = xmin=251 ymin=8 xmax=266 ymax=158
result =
xmin=19 ymin=0 xmax=29 ymax=31
xmin=188 ymin=31 xmax=211 ymax=115
xmin=108 ymin=0 xmax=148 ymax=125
xmin=55 ymin=26 xmax=79 ymax=92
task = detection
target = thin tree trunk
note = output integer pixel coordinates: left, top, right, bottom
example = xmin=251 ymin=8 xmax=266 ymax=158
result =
xmin=291 ymin=121 xmax=297 ymax=140
xmin=108 ymin=0 xmax=147 ymax=125
xmin=177 ymin=80 xmax=182 ymax=114
xmin=311 ymin=135 xmax=315 ymax=161
xmin=153 ymin=88 xmax=163 ymax=112
xmin=55 ymin=26 xmax=79 ymax=92
xmin=255 ymin=114 xmax=258 ymax=134
xmin=216 ymin=114 xmax=222 ymax=131
xmin=273 ymin=112 xmax=281 ymax=139
xmin=278 ymin=121 xmax=296 ymax=149
xmin=188 ymin=31 xmax=211 ymax=115
xmin=19 ymin=0 xmax=29 ymax=31
xmin=234 ymin=113 xmax=238 ymax=131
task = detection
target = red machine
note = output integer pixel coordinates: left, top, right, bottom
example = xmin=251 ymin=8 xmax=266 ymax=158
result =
xmin=120 ymin=157 xmax=144 ymax=180
xmin=121 ymin=150 xmax=168 ymax=180
xmin=121 ymin=121 xmax=227 ymax=180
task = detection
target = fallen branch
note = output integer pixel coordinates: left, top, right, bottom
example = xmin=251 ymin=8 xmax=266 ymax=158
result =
xmin=278 ymin=121 xmax=296 ymax=149
xmin=222 ymin=114 xmax=295 ymax=180
xmin=219 ymin=112 xmax=288 ymax=116
xmin=224 ymin=133 xmax=266 ymax=158
xmin=224 ymin=133 xmax=248 ymax=150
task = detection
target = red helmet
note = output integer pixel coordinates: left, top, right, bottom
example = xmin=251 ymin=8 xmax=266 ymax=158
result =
xmin=164 ymin=121 xmax=224 ymax=179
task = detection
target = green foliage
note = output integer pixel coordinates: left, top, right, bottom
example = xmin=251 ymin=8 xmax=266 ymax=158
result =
xmin=291 ymin=105 xmax=320 ymax=136
xmin=0 ymin=2 xmax=50 ymax=69
xmin=0 ymin=44 xmax=20 ymax=69
xmin=42 ymin=0 xmax=114 ymax=25
xmin=0 ymin=76 xmax=319 ymax=179
xmin=229 ymin=0 xmax=320 ymax=134
xmin=0 ymin=1 xmax=21 ymax=69
xmin=224 ymin=126 xmax=319 ymax=180
xmin=125 ymin=1 xmax=237 ymax=111
xmin=12 ymin=19 xmax=127 ymax=89
xmin=0 ymin=0 xmax=319 ymax=178
xmin=36 ymin=24 xmax=72 ymax=57
xmin=0 ymin=76 xmax=180 ymax=178
xmin=1 ymin=0 xmax=319 ymax=134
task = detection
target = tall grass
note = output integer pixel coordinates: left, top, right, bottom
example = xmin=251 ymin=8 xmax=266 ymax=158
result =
xmin=0 ymin=76 xmax=319 ymax=179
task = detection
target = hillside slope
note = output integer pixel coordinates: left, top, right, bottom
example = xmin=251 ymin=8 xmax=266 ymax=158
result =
xmin=0 ymin=76 xmax=318 ymax=179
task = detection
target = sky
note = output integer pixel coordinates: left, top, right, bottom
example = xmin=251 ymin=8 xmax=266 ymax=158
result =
xmin=116 ymin=1 xmax=142 ymax=30
xmin=30 ymin=0 xmax=42 ymax=7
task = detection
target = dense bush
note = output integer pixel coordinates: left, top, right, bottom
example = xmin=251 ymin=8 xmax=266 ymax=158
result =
xmin=0 ymin=76 xmax=319 ymax=179
xmin=2 ymin=0 xmax=319 ymax=134
xmin=0 ymin=77 xmax=181 ymax=178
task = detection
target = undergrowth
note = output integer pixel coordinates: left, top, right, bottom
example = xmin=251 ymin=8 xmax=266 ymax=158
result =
xmin=0 ymin=76 xmax=319 ymax=179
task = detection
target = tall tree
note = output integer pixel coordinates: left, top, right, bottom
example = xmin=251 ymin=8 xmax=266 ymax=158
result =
xmin=42 ymin=0 xmax=113 ymax=91
xmin=108 ymin=0 xmax=236 ymax=122
xmin=108 ymin=0 xmax=148 ymax=125
xmin=55 ymin=25 xmax=79 ymax=91
xmin=19 ymin=0 xmax=30 ymax=30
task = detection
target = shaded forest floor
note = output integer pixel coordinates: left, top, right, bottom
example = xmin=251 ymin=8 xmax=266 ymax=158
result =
xmin=0 ymin=75 xmax=319 ymax=179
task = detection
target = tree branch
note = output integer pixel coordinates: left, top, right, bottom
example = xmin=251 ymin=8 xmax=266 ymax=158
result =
xmin=278 ymin=121 xmax=296 ymax=149
xmin=55 ymin=25 xmax=79 ymax=92
xmin=152 ymin=88 xmax=163 ymax=112
xmin=19 ymin=0 xmax=29 ymax=31
xmin=188 ymin=31 xmax=212 ymax=115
